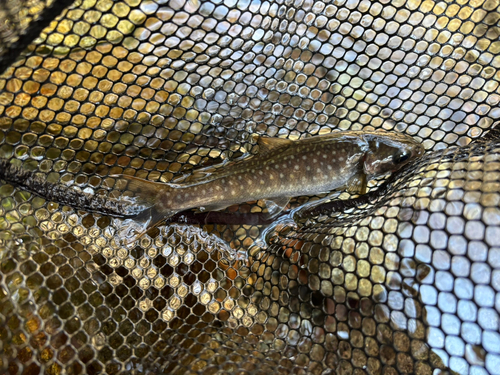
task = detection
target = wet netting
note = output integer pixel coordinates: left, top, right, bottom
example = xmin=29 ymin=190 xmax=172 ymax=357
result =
xmin=1 ymin=0 xmax=500 ymax=374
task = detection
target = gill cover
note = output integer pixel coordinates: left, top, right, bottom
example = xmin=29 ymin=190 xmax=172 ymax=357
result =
xmin=362 ymin=133 xmax=424 ymax=177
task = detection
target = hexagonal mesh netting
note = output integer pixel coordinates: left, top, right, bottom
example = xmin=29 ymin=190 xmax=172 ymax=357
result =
xmin=1 ymin=0 xmax=500 ymax=374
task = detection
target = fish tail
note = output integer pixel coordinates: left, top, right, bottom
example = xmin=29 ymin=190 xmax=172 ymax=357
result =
xmin=0 ymin=158 xmax=133 ymax=217
xmin=112 ymin=174 xmax=178 ymax=213
xmin=111 ymin=174 xmax=180 ymax=243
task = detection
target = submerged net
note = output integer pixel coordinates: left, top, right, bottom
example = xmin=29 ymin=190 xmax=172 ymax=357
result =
xmin=1 ymin=0 xmax=500 ymax=374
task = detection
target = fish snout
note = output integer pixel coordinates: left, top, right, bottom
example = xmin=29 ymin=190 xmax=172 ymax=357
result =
xmin=412 ymin=144 xmax=426 ymax=158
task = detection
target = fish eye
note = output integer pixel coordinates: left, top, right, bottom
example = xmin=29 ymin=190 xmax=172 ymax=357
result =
xmin=393 ymin=151 xmax=411 ymax=164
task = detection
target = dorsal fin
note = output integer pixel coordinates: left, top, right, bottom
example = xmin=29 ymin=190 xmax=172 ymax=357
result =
xmin=255 ymin=135 xmax=293 ymax=154
xmin=170 ymin=153 xmax=254 ymax=185
xmin=171 ymin=168 xmax=215 ymax=184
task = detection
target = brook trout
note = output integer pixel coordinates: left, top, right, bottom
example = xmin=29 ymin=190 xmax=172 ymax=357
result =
xmin=116 ymin=130 xmax=424 ymax=239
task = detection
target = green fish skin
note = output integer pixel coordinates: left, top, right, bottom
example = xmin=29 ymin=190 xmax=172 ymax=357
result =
xmin=115 ymin=130 xmax=424 ymax=238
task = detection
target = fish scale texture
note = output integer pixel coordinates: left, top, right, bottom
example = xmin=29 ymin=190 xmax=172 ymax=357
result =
xmin=0 ymin=0 xmax=500 ymax=375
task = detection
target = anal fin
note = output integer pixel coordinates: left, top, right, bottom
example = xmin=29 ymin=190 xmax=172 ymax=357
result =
xmin=116 ymin=207 xmax=175 ymax=245
xmin=263 ymin=197 xmax=290 ymax=218
xmin=347 ymin=172 xmax=367 ymax=195
xmin=202 ymin=203 xmax=230 ymax=212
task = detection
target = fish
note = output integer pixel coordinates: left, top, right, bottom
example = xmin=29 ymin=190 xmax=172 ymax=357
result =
xmin=114 ymin=130 xmax=424 ymax=241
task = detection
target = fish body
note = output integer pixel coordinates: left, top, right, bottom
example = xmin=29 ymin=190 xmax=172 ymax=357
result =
xmin=117 ymin=130 xmax=424 ymax=237
xmin=161 ymin=135 xmax=377 ymax=210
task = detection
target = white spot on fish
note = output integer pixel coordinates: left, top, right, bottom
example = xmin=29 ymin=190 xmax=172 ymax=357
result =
xmin=328 ymin=165 xmax=332 ymax=170
xmin=317 ymin=168 xmax=321 ymax=173
xmin=339 ymin=157 xmax=344 ymax=161
xmin=313 ymin=159 xmax=317 ymax=163
xmin=280 ymin=174 xmax=284 ymax=178
xmin=294 ymin=165 xmax=299 ymax=170
xmin=231 ymin=190 xmax=236 ymax=195
xmin=306 ymin=166 xmax=310 ymax=171
xmin=260 ymin=180 xmax=265 ymax=185
xmin=302 ymin=156 xmax=307 ymax=160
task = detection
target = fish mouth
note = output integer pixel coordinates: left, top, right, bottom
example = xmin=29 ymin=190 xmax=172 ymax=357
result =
xmin=403 ymin=145 xmax=426 ymax=165
xmin=389 ymin=145 xmax=425 ymax=173
xmin=413 ymin=145 xmax=426 ymax=158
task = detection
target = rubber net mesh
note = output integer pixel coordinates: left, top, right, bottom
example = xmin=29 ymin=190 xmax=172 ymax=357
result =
xmin=1 ymin=0 xmax=500 ymax=374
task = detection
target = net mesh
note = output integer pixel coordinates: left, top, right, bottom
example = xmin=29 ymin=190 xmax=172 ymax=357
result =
xmin=1 ymin=0 xmax=500 ymax=374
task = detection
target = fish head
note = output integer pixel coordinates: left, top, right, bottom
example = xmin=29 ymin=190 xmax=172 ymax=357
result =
xmin=362 ymin=132 xmax=425 ymax=177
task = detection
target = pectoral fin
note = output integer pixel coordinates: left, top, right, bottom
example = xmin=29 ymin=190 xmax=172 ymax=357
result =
xmin=347 ymin=172 xmax=367 ymax=195
xmin=263 ymin=197 xmax=290 ymax=217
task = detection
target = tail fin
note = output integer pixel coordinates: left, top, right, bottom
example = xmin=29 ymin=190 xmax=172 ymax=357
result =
xmin=0 ymin=158 xmax=134 ymax=217
xmin=111 ymin=175 xmax=178 ymax=244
